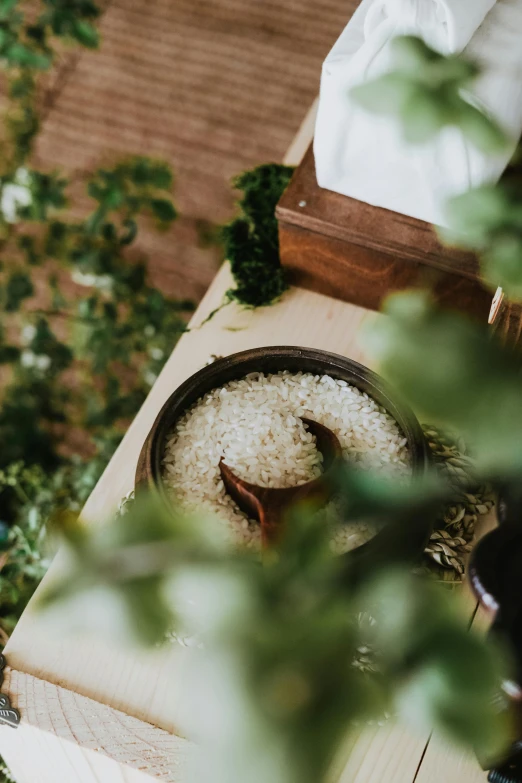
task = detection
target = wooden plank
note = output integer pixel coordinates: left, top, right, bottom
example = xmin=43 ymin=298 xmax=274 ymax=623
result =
xmin=414 ymin=607 xmax=497 ymax=782
xmin=0 ymin=726 xmax=157 ymax=783
xmin=277 ymin=145 xmax=522 ymax=338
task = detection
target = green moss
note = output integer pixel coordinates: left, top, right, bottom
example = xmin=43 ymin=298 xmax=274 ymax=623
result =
xmin=222 ymin=163 xmax=294 ymax=307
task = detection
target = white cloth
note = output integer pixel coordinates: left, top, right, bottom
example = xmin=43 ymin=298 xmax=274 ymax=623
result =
xmin=314 ymin=0 xmax=522 ymax=227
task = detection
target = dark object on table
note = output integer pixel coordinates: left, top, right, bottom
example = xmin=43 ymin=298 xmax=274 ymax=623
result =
xmin=489 ymin=755 xmax=522 ymax=783
xmin=136 ymin=346 xmax=432 ymax=572
xmin=470 ymin=493 xmax=522 ymax=782
xmin=276 ymin=146 xmax=522 ymax=343
xmin=219 ymin=418 xmax=342 ymax=547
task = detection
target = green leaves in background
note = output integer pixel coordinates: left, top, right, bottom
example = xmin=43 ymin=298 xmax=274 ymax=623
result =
xmin=2 ymin=270 xmax=33 ymax=311
xmin=0 ymin=0 xmax=102 ymax=176
xmin=351 ymin=36 xmax=508 ymax=153
xmin=443 ymin=182 xmax=522 ymax=298
xmin=86 ymin=158 xmax=176 ymax=229
xmin=36 ymin=0 xmax=101 ymax=49
xmin=364 ymin=290 xmax=522 ymax=476
xmin=223 ymin=163 xmax=294 ymax=307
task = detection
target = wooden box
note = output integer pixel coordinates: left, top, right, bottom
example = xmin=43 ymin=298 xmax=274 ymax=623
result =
xmin=277 ymin=145 xmax=522 ymax=337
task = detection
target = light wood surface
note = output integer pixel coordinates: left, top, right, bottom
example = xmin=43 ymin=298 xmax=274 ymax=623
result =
xmin=0 ymin=103 xmax=493 ymax=782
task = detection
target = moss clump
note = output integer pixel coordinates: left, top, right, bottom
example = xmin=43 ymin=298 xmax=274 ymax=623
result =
xmin=222 ymin=163 xmax=294 ymax=307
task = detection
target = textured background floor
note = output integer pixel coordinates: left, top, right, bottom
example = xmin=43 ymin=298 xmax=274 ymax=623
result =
xmin=34 ymin=0 xmax=355 ymax=302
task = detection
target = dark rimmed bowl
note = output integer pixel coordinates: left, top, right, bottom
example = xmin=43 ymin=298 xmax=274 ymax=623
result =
xmin=136 ymin=346 xmax=432 ymax=574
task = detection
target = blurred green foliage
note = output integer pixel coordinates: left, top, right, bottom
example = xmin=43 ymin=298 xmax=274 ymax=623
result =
xmin=40 ymin=491 xmax=513 ymax=783
xmin=443 ymin=183 xmax=522 ymax=298
xmin=364 ymin=290 xmax=522 ymax=477
xmin=0 ymin=0 xmax=193 ymax=654
xmin=36 ymin=35 xmax=522 ymax=782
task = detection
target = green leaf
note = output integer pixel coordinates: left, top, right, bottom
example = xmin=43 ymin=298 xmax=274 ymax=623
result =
xmin=353 ymin=34 xmax=506 ymax=154
xmin=443 ymin=185 xmax=509 ymax=246
xmin=0 ymin=0 xmax=18 ymax=20
xmin=401 ymin=89 xmax=453 ymax=144
xmin=149 ymin=165 xmax=173 ymax=190
xmin=150 ymin=198 xmax=177 ymax=223
xmin=120 ymin=218 xmax=137 ymax=245
xmin=5 ymin=43 xmax=51 ymax=69
xmin=351 ymin=74 xmax=416 ymax=115
xmin=481 ymin=234 xmax=522 ymax=298
xmin=458 ymin=102 xmax=509 ymax=155
xmin=4 ymin=272 xmax=34 ymax=312
xmin=72 ymin=20 xmax=99 ymax=49
xmin=129 ymin=159 xmax=173 ymax=189
xmin=392 ymin=35 xmax=440 ymax=70
xmin=104 ymin=186 xmax=123 ymax=209
xmin=364 ymin=290 xmax=522 ymax=474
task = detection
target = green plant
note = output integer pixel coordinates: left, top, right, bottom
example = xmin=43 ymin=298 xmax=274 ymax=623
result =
xmin=223 ymin=163 xmax=294 ymax=307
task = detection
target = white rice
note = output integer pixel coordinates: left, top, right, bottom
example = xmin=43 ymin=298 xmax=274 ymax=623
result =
xmin=162 ymin=371 xmax=411 ymax=552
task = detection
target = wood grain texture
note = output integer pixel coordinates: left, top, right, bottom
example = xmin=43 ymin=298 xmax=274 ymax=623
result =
xmin=277 ymin=146 xmax=522 ymax=332
xmin=30 ymin=0 xmax=357 ymax=303
xmin=0 ymin=668 xmax=191 ymax=783
xmin=280 ymin=222 xmax=492 ymax=320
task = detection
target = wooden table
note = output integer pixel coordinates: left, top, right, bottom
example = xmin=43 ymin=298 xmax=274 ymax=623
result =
xmin=0 ymin=107 xmax=494 ymax=783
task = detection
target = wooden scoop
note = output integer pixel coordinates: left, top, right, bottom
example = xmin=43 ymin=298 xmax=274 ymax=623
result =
xmin=219 ymin=418 xmax=343 ymax=547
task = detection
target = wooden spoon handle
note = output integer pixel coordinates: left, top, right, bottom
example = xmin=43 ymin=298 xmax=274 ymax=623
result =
xmin=259 ymin=505 xmax=285 ymax=548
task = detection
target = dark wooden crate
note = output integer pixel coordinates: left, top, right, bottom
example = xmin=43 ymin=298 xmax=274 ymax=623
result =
xmin=276 ymin=145 xmax=522 ymax=339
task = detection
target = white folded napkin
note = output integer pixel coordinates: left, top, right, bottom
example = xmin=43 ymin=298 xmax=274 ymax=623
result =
xmin=314 ymin=0 xmax=522 ymax=227
xmin=363 ymin=0 xmax=496 ymax=54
